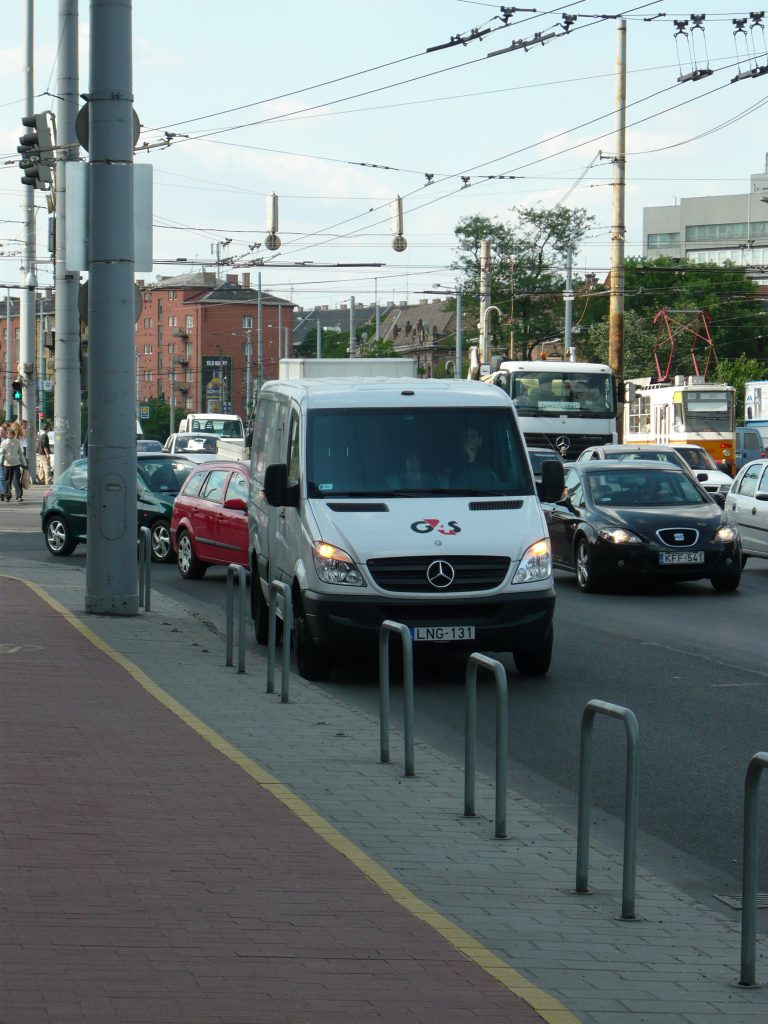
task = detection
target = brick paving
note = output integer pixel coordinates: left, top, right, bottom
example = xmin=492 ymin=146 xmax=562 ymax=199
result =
xmin=0 ymin=575 xmax=544 ymax=1024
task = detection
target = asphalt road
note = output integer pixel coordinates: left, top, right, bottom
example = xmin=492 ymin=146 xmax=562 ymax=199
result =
xmin=13 ymin=496 xmax=768 ymax=915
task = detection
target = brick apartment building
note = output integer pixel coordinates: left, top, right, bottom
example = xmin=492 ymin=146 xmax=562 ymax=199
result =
xmin=135 ymin=272 xmax=295 ymax=421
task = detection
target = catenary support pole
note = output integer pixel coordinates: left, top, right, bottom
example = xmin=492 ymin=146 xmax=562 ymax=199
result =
xmin=257 ymin=272 xmax=263 ymax=394
xmin=85 ymin=0 xmax=138 ymax=614
xmin=20 ymin=0 xmax=37 ymax=466
xmin=564 ymin=250 xmax=574 ymax=361
xmin=455 ymin=288 xmax=462 ymax=379
xmin=316 ymin=319 xmax=321 ymax=359
xmin=609 ymin=18 xmax=627 ymax=439
xmin=479 ymin=239 xmax=491 ymax=363
xmin=54 ymin=0 xmax=82 ymax=476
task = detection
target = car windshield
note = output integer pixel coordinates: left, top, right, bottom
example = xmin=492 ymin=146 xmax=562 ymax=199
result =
xmin=175 ymin=435 xmax=218 ymax=454
xmin=306 ymin=407 xmax=533 ymax=498
xmin=587 ymin=468 xmax=705 ymax=507
xmin=138 ymin=459 xmax=193 ymax=493
xmin=609 ymin=450 xmax=685 ymax=468
xmin=675 ymin=446 xmax=717 ymax=471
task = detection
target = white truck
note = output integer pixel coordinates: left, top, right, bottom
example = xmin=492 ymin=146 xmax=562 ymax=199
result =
xmin=279 ymin=357 xmax=418 ymax=380
xmin=176 ymin=412 xmax=246 ymax=460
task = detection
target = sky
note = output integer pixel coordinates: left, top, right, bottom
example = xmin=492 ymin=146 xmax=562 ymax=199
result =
xmin=1 ymin=1 xmax=767 ymax=314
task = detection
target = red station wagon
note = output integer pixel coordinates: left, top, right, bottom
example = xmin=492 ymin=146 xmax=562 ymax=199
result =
xmin=171 ymin=460 xmax=250 ymax=578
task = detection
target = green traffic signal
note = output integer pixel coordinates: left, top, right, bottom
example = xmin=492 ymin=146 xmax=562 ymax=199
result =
xmin=12 ymin=378 xmax=23 ymax=401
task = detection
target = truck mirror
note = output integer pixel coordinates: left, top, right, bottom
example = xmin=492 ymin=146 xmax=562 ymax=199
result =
xmin=539 ymin=459 xmax=565 ymax=503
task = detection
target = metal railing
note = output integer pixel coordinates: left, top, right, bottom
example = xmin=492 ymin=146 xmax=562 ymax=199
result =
xmin=576 ymin=699 xmax=640 ymax=920
xmin=740 ymin=751 xmax=768 ymax=986
xmin=138 ymin=527 xmax=151 ymax=611
xmin=378 ymin=621 xmax=415 ymax=777
xmin=225 ymin=564 xmax=247 ymax=673
xmin=267 ymin=581 xmax=293 ymax=703
xmin=464 ymin=653 xmax=508 ymax=839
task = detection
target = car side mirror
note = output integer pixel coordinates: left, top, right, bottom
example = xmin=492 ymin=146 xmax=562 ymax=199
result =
xmin=223 ymin=497 xmax=247 ymax=513
xmin=712 ymin=492 xmax=726 ymax=509
xmin=539 ymin=459 xmax=565 ymax=503
xmin=696 ymin=472 xmax=707 ymax=482
xmin=716 ymin=461 xmax=733 ymax=477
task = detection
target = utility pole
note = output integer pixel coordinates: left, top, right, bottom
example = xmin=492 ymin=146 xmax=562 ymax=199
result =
xmin=20 ymin=0 xmax=37 ymax=465
xmin=85 ymin=0 xmax=137 ymax=614
xmin=564 ymin=250 xmax=575 ymax=361
xmin=454 ymin=288 xmax=462 ymax=380
xmin=5 ymin=288 xmax=12 ymax=421
xmin=316 ymin=320 xmax=322 ymax=359
xmin=609 ymin=18 xmax=627 ymax=437
xmin=244 ymin=329 xmax=252 ymax=415
xmin=509 ymin=260 xmax=516 ymax=359
xmin=54 ymin=0 xmax=81 ymax=476
xmin=349 ymin=295 xmax=356 ymax=357
xmin=277 ymin=302 xmax=282 ymax=361
xmin=479 ymin=239 xmax=492 ymax=363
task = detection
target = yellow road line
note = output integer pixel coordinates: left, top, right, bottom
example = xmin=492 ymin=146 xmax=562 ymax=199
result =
xmin=16 ymin=576 xmax=581 ymax=1024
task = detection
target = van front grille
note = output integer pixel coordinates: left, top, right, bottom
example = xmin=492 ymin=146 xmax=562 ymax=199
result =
xmin=367 ymin=555 xmax=510 ymax=593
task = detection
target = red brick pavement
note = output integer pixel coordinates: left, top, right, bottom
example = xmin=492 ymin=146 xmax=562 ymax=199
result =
xmin=0 ymin=577 xmax=544 ymax=1024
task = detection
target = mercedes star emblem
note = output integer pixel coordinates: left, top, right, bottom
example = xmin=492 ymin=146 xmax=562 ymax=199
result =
xmin=426 ymin=560 xmax=455 ymax=589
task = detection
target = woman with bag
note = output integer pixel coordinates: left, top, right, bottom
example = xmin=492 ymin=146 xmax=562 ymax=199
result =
xmin=0 ymin=424 xmax=27 ymax=502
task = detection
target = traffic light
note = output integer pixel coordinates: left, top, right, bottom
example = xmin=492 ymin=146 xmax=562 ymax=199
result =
xmin=17 ymin=112 xmax=54 ymax=190
xmin=12 ymin=377 xmax=23 ymax=402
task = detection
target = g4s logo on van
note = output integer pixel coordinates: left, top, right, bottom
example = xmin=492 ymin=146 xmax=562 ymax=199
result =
xmin=410 ymin=518 xmax=462 ymax=536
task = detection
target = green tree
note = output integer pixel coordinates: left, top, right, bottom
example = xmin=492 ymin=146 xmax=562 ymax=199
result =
xmin=579 ymin=309 xmax=659 ymax=378
xmin=452 ymin=205 xmax=596 ymax=358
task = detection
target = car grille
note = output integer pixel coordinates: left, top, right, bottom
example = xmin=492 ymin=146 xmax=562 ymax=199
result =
xmin=656 ymin=527 xmax=700 ymax=547
xmin=367 ymin=555 xmax=510 ymax=593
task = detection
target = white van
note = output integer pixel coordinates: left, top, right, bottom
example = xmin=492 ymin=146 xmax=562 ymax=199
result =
xmin=248 ymin=377 xmax=564 ymax=680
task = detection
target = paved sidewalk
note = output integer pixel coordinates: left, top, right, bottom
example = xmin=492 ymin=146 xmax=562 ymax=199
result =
xmin=2 ymin=493 xmax=767 ymax=1023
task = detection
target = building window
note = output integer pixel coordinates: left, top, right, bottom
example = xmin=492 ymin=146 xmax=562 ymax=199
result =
xmin=242 ymin=315 xmax=253 ymax=329
xmin=685 ymin=221 xmax=768 ymax=243
xmin=628 ymin=394 xmax=651 ymax=434
xmin=169 ymin=290 xmax=177 ymax=300
xmin=688 ymin=246 xmax=768 ymax=266
xmin=157 ymin=300 xmax=163 ymax=316
xmin=144 ymin=370 xmax=152 ymax=382
xmin=157 ymin=326 xmax=163 ymax=344
xmin=185 ymin=315 xmax=194 ymax=333
xmin=143 ymin=343 xmax=153 ymax=355
xmin=647 ymin=232 xmax=680 ymax=248
xmin=169 ymin=315 xmax=178 ymax=327
xmin=143 ymin=317 xmax=153 ymax=329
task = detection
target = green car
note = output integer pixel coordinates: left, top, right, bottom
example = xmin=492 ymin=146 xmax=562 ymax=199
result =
xmin=41 ymin=454 xmax=196 ymax=561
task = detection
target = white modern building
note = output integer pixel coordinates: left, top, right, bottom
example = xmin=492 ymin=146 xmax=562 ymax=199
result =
xmin=643 ymin=159 xmax=768 ymax=272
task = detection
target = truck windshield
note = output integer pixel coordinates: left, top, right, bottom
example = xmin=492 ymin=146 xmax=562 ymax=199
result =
xmin=306 ymin=407 xmax=533 ymax=498
xmin=508 ymin=371 xmax=616 ymax=418
xmin=190 ymin=417 xmax=244 ymax=439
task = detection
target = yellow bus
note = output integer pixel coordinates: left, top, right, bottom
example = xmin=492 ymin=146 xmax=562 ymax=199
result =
xmin=623 ymin=375 xmax=736 ymax=475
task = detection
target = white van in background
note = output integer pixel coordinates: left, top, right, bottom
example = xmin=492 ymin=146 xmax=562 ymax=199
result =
xmin=248 ymin=377 xmax=564 ymax=681
xmin=177 ymin=413 xmax=245 ymax=459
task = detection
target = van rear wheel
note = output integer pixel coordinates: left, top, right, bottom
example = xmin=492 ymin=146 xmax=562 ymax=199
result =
xmin=293 ymin=600 xmax=333 ymax=681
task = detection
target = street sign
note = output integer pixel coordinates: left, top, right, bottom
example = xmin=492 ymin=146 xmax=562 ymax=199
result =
xmin=139 ymin=405 xmax=150 ymax=420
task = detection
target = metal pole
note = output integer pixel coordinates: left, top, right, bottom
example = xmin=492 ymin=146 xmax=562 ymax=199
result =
xmin=374 ymin=278 xmax=380 ymax=343
xmin=608 ymin=19 xmax=627 ymax=438
xmin=479 ymin=239 xmax=492 ymax=363
xmin=5 ymin=288 xmax=12 ymax=420
xmin=277 ymin=302 xmax=282 ymax=362
xmin=169 ymin=365 xmax=175 ymax=437
xmin=349 ymin=295 xmax=355 ymax=357
xmin=54 ymin=0 xmax=81 ymax=477
xmin=20 ymin=0 xmax=37 ymax=465
xmin=564 ymin=250 xmax=575 ymax=360
xmin=455 ymin=288 xmax=462 ymax=380
xmin=378 ymin=622 xmax=415 ymax=776
xmin=257 ymin=272 xmax=263 ymax=393
xmin=85 ymin=0 xmax=138 ymax=614
xmin=740 ymin=752 xmax=768 ymax=986
xmin=245 ymin=329 xmax=252 ymax=416
xmin=284 ymin=326 xmax=289 ymax=360
xmin=316 ymin=320 xmax=321 ymax=359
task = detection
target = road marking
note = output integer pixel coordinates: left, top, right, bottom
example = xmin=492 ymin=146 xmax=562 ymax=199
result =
xmin=640 ymin=641 xmax=768 ymax=681
xmin=0 ymin=643 xmax=44 ymax=654
xmin=16 ymin=574 xmax=581 ymax=1024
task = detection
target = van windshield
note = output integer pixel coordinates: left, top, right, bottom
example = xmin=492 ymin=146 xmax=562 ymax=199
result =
xmin=306 ymin=407 xmax=533 ymax=498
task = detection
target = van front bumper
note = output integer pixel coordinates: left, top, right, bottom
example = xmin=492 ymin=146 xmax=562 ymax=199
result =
xmin=301 ymin=587 xmax=555 ymax=654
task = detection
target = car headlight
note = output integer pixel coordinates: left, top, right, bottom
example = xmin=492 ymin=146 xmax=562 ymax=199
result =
xmin=714 ymin=524 xmax=737 ymax=543
xmin=312 ymin=541 xmax=366 ymax=586
xmin=513 ymin=538 xmax=551 ymax=583
xmin=598 ymin=527 xmax=642 ymax=544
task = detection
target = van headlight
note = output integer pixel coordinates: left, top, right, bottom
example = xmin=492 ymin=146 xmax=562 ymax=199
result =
xmin=312 ymin=541 xmax=366 ymax=586
xmin=513 ymin=538 xmax=551 ymax=583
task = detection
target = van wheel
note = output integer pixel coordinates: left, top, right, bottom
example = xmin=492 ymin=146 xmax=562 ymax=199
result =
xmin=293 ymin=602 xmax=333 ymax=681
xmin=513 ymin=627 xmax=553 ymax=677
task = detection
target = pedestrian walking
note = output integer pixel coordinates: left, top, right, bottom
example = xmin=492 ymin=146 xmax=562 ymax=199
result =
xmin=0 ymin=424 xmax=28 ymax=502
xmin=37 ymin=421 xmax=53 ymax=484
xmin=0 ymin=423 xmax=9 ymax=501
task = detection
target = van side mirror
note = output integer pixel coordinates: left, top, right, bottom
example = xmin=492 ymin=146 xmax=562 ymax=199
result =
xmin=715 ymin=461 xmax=733 ymax=477
xmin=539 ymin=459 xmax=565 ymax=503
xmin=263 ymin=464 xmax=299 ymax=508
